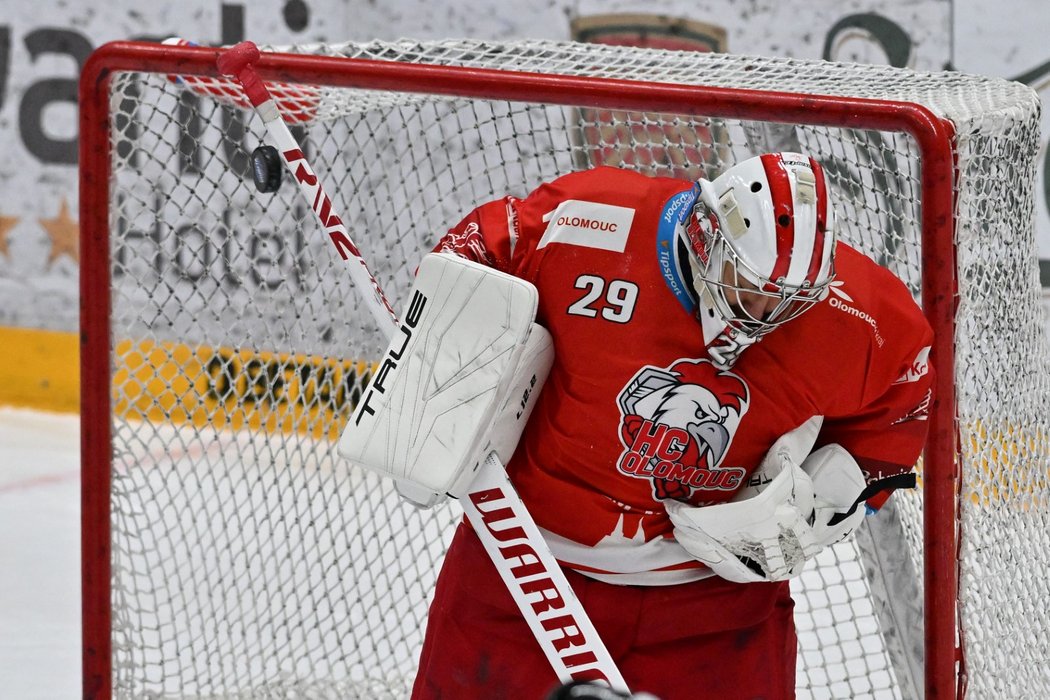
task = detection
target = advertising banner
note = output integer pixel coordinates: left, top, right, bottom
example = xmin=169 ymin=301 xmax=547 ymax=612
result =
xmin=0 ymin=0 xmax=1046 ymax=339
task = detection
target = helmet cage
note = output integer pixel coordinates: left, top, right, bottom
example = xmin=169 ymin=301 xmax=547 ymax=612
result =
xmin=687 ymin=195 xmax=833 ymax=341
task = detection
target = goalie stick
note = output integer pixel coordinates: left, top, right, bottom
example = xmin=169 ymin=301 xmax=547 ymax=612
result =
xmin=214 ymin=41 xmax=630 ymax=694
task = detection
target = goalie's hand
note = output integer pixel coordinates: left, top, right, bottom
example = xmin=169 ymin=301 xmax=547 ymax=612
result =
xmin=665 ymin=419 xmax=867 ymax=583
xmin=802 ymin=443 xmax=869 ymax=547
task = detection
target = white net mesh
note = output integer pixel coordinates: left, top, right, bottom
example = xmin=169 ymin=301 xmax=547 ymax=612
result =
xmin=85 ymin=38 xmax=1050 ymax=698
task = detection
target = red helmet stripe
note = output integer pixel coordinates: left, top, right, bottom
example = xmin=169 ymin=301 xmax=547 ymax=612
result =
xmin=807 ymin=156 xmax=829 ymax=285
xmin=759 ymin=153 xmax=794 ymax=291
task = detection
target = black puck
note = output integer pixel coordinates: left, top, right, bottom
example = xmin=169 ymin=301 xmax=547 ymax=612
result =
xmin=251 ymin=145 xmax=283 ymax=193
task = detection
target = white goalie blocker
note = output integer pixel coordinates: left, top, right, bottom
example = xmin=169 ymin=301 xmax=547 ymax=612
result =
xmin=338 ymin=252 xmax=554 ymax=504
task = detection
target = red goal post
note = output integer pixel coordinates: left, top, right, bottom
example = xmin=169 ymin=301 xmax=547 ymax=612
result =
xmin=79 ymin=39 xmax=1046 ymax=699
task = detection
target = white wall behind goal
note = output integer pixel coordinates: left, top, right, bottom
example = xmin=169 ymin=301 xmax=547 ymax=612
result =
xmin=0 ymin=0 xmax=1047 ymax=336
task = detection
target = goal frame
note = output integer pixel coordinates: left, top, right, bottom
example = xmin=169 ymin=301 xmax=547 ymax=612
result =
xmin=79 ymin=40 xmax=959 ymax=699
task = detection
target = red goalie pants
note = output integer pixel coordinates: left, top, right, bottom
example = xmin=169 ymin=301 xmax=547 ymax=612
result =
xmin=412 ymin=522 xmax=796 ymax=700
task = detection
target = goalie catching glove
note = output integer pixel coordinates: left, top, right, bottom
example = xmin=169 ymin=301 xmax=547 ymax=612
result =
xmin=337 ymin=252 xmax=554 ymax=506
xmin=664 ymin=417 xmax=868 ymax=583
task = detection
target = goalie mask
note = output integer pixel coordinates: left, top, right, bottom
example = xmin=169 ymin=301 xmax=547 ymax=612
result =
xmin=681 ymin=152 xmax=836 ymax=364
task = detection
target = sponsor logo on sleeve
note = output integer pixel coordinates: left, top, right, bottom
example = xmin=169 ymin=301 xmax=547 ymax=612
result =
xmin=506 ymin=198 xmax=521 ymax=252
xmin=827 ymin=280 xmax=886 ymax=348
xmin=538 ymin=200 xmax=635 ymax=252
xmin=656 ymin=189 xmax=697 ymax=313
xmin=894 ymin=346 xmax=931 ymax=384
xmin=438 ymin=221 xmax=494 ymax=265
xmin=892 ymin=388 xmax=932 ymax=424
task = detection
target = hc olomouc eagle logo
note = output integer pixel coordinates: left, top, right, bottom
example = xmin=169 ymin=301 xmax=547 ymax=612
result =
xmin=615 ymin=358 xmax=749 ymax=501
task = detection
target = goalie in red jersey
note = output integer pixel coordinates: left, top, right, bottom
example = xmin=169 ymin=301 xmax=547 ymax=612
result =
xmin=408 ymin=153 xmax=934 ymax=699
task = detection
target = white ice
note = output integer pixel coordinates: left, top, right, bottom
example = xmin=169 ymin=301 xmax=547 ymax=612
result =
xmin=0 ymin=406 xmax=81 ymax=700
xmin=0 ymin=405 xmax=905 ymax=699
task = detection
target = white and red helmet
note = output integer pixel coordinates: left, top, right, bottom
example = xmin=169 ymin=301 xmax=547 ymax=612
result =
xmin=683 ymin=152 xmax=836 ymax=341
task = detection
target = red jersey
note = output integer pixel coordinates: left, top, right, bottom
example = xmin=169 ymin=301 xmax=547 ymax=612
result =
xmin=435 ymin=167 xmax=934 ymax=584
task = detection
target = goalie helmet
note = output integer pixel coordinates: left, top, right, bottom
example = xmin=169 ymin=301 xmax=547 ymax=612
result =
xmin=681 ymin=152 xmax=836 ymax=347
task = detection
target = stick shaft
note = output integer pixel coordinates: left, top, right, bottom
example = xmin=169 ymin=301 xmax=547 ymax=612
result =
xmin=465 ymin=454 xmax=630 ymax=692
xmin=219 ymin=42 xmax=399 ymax=339
xmin=216 ymin=41 xmax=628 ymax=694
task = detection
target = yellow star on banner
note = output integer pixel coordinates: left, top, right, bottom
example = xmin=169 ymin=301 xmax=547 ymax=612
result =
xmin=0 ymin=215 xmax=17 ymax=258
xmin=39 ymin=198 xmax=79 ymax=265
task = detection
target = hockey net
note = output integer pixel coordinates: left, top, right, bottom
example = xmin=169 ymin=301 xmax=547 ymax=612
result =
xmin=80 ymin=39 xmax=1050 ymax=699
